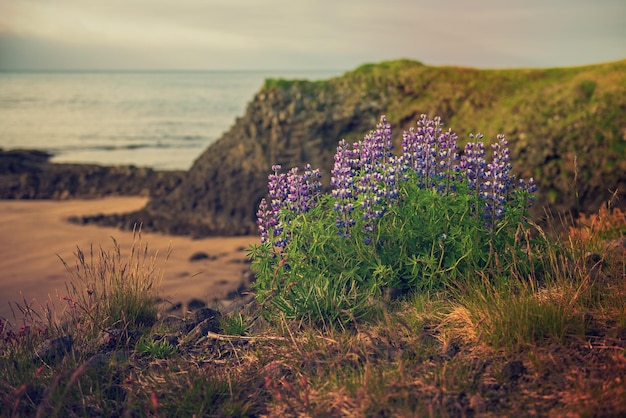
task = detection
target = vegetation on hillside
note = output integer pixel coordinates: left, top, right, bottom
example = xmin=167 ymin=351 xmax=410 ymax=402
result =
xmin=262 ymin=58 xmax=626 ymax=217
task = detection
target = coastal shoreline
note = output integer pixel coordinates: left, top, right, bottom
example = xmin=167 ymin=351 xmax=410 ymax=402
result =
xmin=0 ymin=197 xmax=258 ymax=324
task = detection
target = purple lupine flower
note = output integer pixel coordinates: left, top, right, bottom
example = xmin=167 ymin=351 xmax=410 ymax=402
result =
xmin=256 ymin=197 xmax=272 ymax=244
xmin=265 ymin=165 xmax=288 ymax=247
xmin=436 ymin=128 xmax=460 ymax=194
xmin=355 ymin=116 xmax=396 ymax=244
xmin=331 ymin=139 xmax=358 ymax=237
xmin=460 ymin=136 xmax=487 ymax=218
xmin=420 ymin=115 xmax=441 ymax=187
xmin=284 ymin=165 xmax=322 ymax=214
xmin=400 ymin=114 xmax=458 ymax=192
xmin=258 ymin=115 xmax=537 ymax=248
xmin=481 ymin=135 xmax=515 ymax=226
xmin=331 ymin=115 xmax=397 ymax=242
xmin=260 ymin=163 xmax=322 ymax=247
xmin=400 ymin=115 xmax=438 ymax=187
xmin=460 ymin=136 xmax=487 ymax=193
xmin=303 ymin=163 xmax=323 ymax=205
xmin=518 ymin=177 xmax=537 ymax=207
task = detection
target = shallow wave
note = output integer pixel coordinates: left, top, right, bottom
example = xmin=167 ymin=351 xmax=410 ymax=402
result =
xmin=46 ymin=136 xmax=209 ymax=153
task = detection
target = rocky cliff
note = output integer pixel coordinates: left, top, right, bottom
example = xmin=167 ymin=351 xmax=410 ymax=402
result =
xmin=68 ymin=59 xmax=626 ymax=236
xmin=0 ymin=149 xmax=184 ymax=199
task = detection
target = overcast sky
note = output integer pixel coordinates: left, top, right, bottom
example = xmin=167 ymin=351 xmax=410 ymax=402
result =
xmin=0 ymin=0 xmax=624 ymax=71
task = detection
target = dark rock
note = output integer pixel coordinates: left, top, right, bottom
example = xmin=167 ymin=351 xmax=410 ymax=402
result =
xmin=0 ymin=148 xmax=184 ymax=200
xmin=181 ymin=317 xmax=222 ymax=345
xmin=153 ymin=334 xmax=179 ymax=347
xmin=189 ymin=251 xmax=212 ymax=261
xmin=194 ymin=317 xmax=221 ymax=335
xmin=501 ymin=360 xmax=526 ymax=383
xmin=98 ymin=329 xmax=141 ymax=352
xmin=187 ymin=298 xmax=206 ymax=311
xmin=34 ymin=335 xmax=73 ymax=365
xmin=159 ymin=315 xmax=187 ymax=333
xmin=193 ymin=307 xmax=221 ymax=325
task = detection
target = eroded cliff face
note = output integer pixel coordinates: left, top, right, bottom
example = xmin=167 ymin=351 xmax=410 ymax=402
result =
xmin=137 ymin=79 xmax=387 ymax=236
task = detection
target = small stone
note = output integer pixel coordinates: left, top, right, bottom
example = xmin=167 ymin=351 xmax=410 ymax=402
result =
xmin=98 ymin=329 xmax=141 ymax=352
xmin=187 ymin=298 xmax=206 ymax=311
xmin=181 ymin=318 xmax=222 ymax=345
xmin=189 ymin=252 xmax=213 ymax=262
xmin=194 ymin=307 xmax=221 ymax=325
xmin=34 ymin=335 xmax=73 ymax=365
xmin=501 ymin=360 xmax=526 ymax=383
xmin=153 ymin=334 xmax=179 ymax=346
xmin=444 ymin=341 xmax=460 ymax=359
xmin=165 ymin=301 xmax=183 ymax=312
xmin=160 ymin=315 xmax=186 ymax=332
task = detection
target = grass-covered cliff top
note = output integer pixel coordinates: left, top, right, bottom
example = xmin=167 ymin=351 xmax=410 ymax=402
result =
xmin=267 ymin=57 xmax=626 ymax=147
xmin=345 ymin=58 xmax=626 ymax=139
xmin=260 ymin=58 xmax=626 ymax=216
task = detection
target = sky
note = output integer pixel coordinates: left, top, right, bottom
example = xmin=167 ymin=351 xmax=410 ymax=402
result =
xmin=0 ymin=0 xmax=624 ymax=71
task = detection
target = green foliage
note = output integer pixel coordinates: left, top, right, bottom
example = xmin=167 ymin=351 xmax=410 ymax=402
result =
xmin=577 ymin=80 xmax=597 ymax=101
xmin=220 ymin=311 xmax=252 ymax=336
xmin=250 ymin=163 xmax=537 ymax=329
xmin=136 ymin=336 xmax=176 ymax=359
xmin=352 ymin=59 xmax=424 ymax=74
xmin=263 ymin=77 xmax=325 ymax=91
xmin=249 ymin=201 xmax=384 ymax=329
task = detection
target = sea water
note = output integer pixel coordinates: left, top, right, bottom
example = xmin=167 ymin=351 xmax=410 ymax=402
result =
xmin=0 ymin=70 xmax=341 ymax=170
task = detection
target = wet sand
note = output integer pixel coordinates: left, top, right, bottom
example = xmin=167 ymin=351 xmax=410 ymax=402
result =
xmin=0 ymin=197 xmax=258 ymax=323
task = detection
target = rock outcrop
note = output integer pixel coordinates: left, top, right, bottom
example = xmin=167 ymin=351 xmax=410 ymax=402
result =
xmin=0 ymin=149 xmax=184 ymax=199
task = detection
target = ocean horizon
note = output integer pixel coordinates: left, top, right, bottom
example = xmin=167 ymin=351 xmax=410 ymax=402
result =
xmin=0 ymin=69 xmax=342 ymax=171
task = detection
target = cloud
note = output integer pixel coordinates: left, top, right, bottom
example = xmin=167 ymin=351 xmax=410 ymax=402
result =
xmin=0 ymin=0 xmax=624 ymax=70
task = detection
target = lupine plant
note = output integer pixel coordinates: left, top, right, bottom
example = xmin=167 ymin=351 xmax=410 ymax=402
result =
xmin=249 ymin=115 xmax=537 ymax=328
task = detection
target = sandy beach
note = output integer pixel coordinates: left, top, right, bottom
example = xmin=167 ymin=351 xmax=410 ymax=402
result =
xmin=0 ymin=197 xmax=259 ymax=323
